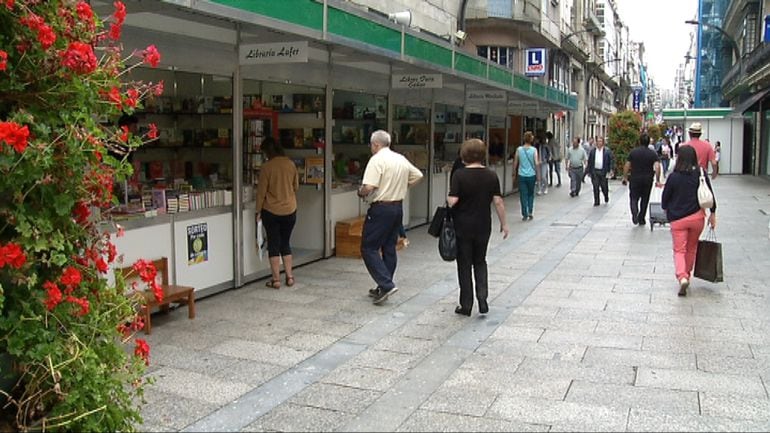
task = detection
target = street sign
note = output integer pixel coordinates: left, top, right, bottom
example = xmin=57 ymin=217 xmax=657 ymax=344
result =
xmin=632 ymin=89 xmax=641 ymax=111
xmin=525 ymin=48 xmax=547 ymax=77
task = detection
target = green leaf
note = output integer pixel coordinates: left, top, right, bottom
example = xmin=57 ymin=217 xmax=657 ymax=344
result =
xmin=53 ymin=194 xmax=75 ymax=217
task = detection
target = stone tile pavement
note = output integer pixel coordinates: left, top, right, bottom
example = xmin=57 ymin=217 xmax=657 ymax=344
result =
xmin=137 ymin=175 xmax=770 ymax=432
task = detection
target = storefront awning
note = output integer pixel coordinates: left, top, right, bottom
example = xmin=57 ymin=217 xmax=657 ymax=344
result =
xmin=734 ymin=88 xmax=770 ymax=114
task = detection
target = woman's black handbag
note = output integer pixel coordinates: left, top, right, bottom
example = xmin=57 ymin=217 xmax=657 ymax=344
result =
xmin=428 ymin=205 xmax=448 ymax=238
xmin=694 ymin=229 xmax=723 ymax=283
xmin=438 ymin=212 xmax=457 ymax=262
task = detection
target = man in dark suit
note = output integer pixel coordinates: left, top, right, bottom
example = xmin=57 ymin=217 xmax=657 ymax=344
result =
xmin=586 ymin=136 xmax=614 ymax=206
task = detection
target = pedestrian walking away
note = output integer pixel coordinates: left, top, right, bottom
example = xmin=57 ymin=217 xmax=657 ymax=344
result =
xmin=512 ymin=131 xmax=540 ymax=221
xmin=546 ymin=131 xmax=562 ymax=187
xmin=565 ymin=136 xmax=587 ymax=197
xmin=535 ymin=136 xmax=550 ymax=195
xmin=623 ymin=133 xmax=662 ymax=226
xmin=661 ymin=145 xmax=717 ymax=296
xmin=255 ymin=137 xmax=299 ymax=289
xmin=586 ymin=136 xmax=614 ymax=206
xmin=684 ymin=122 xmax=718 ymax=179
xmin=447 ymin=139 xmax=509 ymax=316
xmin=358 ymin=130 xmax=423 ymax=304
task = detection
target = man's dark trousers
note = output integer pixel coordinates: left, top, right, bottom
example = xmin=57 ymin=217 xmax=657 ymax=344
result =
xmin=629 ymin=178 xmax=653 ymax=223
xmin=591 ymin=172 xmax=609 ymax=204
xmin=361 ymin=202 xmax=401 ymax=291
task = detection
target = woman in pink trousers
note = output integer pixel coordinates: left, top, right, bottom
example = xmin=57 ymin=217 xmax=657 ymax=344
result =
xmin=661 ymin=145 xmax=716 ymax=296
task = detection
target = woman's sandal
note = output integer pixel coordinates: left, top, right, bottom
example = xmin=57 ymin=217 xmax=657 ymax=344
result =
xmin=285 ymin=276 xmax=295 ymax=287
xmin=266 ymin=279 xmax=281 ymax=289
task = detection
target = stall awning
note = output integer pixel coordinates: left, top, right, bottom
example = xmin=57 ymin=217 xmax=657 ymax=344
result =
xmin=734 ymin=88 xmax=770 ymax=114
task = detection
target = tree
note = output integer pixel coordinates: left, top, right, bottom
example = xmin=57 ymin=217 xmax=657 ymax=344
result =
xmin=608 ymin=110 xmax=642 ymax=175
xmin=1 ymin=1 xmax=161 ymax=430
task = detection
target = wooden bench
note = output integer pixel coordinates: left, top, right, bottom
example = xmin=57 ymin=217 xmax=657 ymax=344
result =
xmin=117 ymin=257 xmax=195 ymax=335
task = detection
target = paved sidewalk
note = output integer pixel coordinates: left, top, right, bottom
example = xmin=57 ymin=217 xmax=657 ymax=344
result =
xmin=138 ymin=175 xmax=770 ymax=432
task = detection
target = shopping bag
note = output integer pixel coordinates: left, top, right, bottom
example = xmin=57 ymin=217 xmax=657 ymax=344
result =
xmin=438 ymin=213 xmax=457 ymax=262
xmin=693 ymin=229 xmax=723 ymax=283
xmin=428 ymin=205 xmax=448 ymax=238
xmin=257 ymin=220 xmax=267 ymax=261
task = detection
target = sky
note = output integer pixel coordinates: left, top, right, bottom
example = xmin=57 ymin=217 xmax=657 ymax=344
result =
xmin=616 ymin=0 xmax=699 ymax=91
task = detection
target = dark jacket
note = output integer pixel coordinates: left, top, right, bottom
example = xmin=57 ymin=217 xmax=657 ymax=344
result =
xmin=586 ymin=146 xmax=614 ymax=176
xmin=661 ymin=169 xmax=716 ymax=222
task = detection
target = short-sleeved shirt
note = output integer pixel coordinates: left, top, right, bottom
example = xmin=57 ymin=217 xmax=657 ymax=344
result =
xmin=517 ymin=146 xmax=537 ymax=177
xmin=361 ymin=147 xmax=423 ymax=202
xmin=686 ymin=138 xmax=716 ymax=170
xmin=449 ymin=167 xmax=501 ymax=237
xmin=256 ymin=156 xmax=299 ymax=216
xmin=566 ymin=146 xmax=587 ymax=168
xmin=627 ymin=146 xmax=659 ymax=181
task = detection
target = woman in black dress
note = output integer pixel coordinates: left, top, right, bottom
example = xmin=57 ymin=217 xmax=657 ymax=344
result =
xmin=447 ymin=139 xmax=509 ymax=316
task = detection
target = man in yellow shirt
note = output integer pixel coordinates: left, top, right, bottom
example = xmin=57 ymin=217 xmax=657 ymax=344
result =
xmin=357 ymin=130 xmax=423 ymax=304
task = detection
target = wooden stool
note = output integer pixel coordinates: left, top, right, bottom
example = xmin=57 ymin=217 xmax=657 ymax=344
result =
xmin=118 ymin=257 xmax=195 ymax=335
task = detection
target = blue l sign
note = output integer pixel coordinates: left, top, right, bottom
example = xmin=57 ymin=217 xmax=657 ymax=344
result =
xmin=525 ymin=48 xmax=547 ymax=77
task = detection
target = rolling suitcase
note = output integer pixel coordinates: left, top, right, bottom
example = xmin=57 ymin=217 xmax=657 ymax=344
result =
xmin=648 ymin=185 xmax=667 ymax=231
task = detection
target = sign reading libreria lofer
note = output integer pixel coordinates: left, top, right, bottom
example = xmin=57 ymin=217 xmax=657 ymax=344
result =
xmin=525 ymin=48 xmax=547 ymax=77
xmin=391 ymin=74 xmax=443 ymax=89
xmin=239 ymin=41 xmax=309 ymax=65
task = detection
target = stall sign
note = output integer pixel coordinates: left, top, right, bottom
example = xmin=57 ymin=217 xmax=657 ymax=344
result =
xmin=467 ymin=90 xmax=507 ymax=102
xmin=391 ymin=74 xmax=443 ymax=89
xmin=240 ymin=41 xmax=308 ymax=65
xmin=187 ymin=223 xmax=208 ymax=265
xmin=525 ymin=48 xmax=546 ymax=77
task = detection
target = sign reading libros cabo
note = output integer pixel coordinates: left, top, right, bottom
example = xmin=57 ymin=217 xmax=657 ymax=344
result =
xmin=392 ymin=74 xmax=443 ymax=89
xmin=240 ymin=41 xmax=308 ymax=65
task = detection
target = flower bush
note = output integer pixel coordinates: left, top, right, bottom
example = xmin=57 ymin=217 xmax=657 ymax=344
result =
xmin=608 ymin=110 xmax=643 ymax=175
xmin=1 ymin=1 xmax=162 ymax=431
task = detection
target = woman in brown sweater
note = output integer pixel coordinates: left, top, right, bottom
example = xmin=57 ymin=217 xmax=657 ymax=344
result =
xmin=256 ymin=137 xmax=299 ymax=288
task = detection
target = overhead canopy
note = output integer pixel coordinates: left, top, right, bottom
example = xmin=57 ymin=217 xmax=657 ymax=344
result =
xmin=733 ymin=88 xmax=770 ymax=114
xmin=100 ymin=0 xmax=577 ymax=114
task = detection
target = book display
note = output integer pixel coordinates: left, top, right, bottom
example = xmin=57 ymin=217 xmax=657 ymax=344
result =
xmin=331 ymin=90 xmax=386 ymax=190
xmin=433 ymin=103 xmax=463 ymax=170
xmin=116 ymin=69 xmax=235 ymax=220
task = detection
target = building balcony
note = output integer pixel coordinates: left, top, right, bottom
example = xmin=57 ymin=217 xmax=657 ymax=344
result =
xmin=465 ymin=0 xmax=562 ymax=47
xmin=583 ymin=10 xmax=603 ymax=36
xmin=722 ymin=42 xmax=770 ymax=98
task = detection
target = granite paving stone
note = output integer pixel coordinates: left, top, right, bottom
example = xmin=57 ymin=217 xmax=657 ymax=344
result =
xmin=564 ymin=380 xmax=700 ymax=415
xmin=699 ymin=392 xmax=770 ymax=420
xmin=396 ymin=409 xmax=550 ymax=432
xmin=244 ymin=403 xmax=353 ymax=432
xmin=288 ymin=382 xmax=383 ymax=414
xmin=642 ymin=335 xmax=754 ymax=358
xmin=320 ymin=365 xmax=405 ymax=392
xmin=486 ymin=395 xmax=629 ymax=432
xmin=627 ymin=408 xmax=770 ymax=432
xmin=636 ymin=367 xmax=767 ymax=396
xmin=140 ymin=390 xmax=218 ymax=430
xmin=208 ymin=339 xmax=314 ymax=366
xmin=511 ymin=357 xmax=636 ymax=385
xmin=147 ymin=367 xmax=252 ymax=406
xmin=538 ymin=329 xmax=643 ymax=350
xmin=582 ymin=346 xmax=697 ymax=370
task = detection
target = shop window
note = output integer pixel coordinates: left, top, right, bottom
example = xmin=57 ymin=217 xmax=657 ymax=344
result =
xmin=476 ymin=46 xmax=514 ymax=69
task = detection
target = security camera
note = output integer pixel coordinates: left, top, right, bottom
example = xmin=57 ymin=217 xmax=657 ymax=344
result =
xmin=388 ymin=10 xmax=412 ymax=27
xmin=454 ymin=30 xmax=467 ymax=42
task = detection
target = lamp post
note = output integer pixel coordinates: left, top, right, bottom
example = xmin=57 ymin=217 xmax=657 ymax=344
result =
xmin=685 ymin=19 xmax=739 ymax=61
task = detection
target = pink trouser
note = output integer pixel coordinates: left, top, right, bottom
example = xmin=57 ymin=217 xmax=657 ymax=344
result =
xmin=669 ymin=210 xmax=705 ymax=280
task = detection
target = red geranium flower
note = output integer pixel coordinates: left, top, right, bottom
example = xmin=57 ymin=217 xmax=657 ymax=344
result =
xmin=142 ymin=45 xmax=160 ymax=67
xmin=43 ymin=281 xmax=63 ymax=311
xmin=106 ymin=87 xmax=122 ymax=108
xmin=37 ymin=24 xmax=57 ymax=49
xmin=120 ymin=125 xmax=129 ymax=142
xmin=153 ymin=81 xmax=164 ymax=96
xmin=0 ymin=50 xmax=7 ymax=71
xmin=0 ymin=121 xmax=30 ymax=153
xmin=134 ymin=338 xmax=150 ymax=365
xmin=0 ymin=242 xmax=26 ymax=269
xmin=95 ymin=257 xmax=109 ymax=273
xmin=75 ymin=1 xmax=94 ymax=22
xmin=3 ymin=0 xmax=14 ymax=11
xmin=73 ymin=200 xmax=90 ymax=225
xmin=147 ymin=123 xmax=158 ymax=139
xmin=66 ymin=295 xmax=90 ymax=316
xmin=62 ymin=41 xmax=97 ymax=74
xmin=60 ymin=266 xmax=82 ymax=288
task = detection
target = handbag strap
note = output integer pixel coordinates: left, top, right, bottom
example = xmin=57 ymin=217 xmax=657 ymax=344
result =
xmin=705 ymin=227 xmax=717 ymax=241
